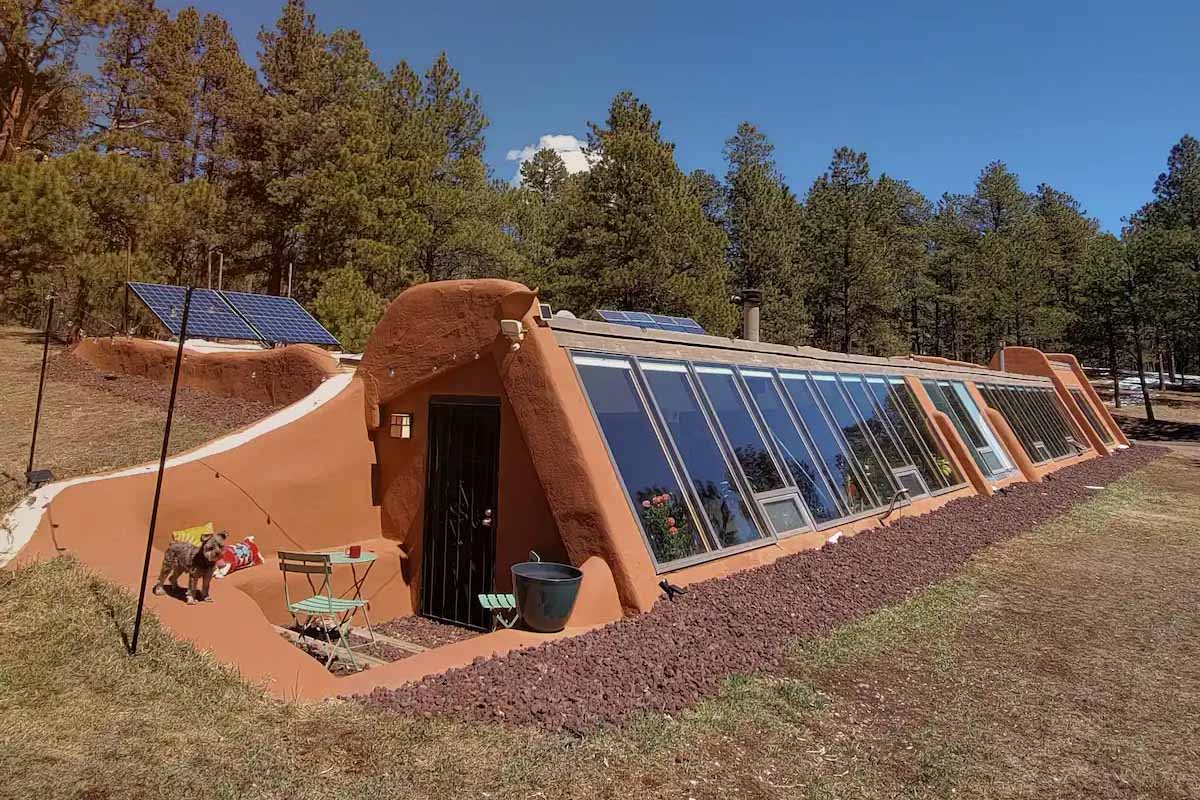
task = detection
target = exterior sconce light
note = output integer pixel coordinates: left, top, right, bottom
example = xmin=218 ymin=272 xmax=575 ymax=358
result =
xmin=500 ymin=319 xmax=525 ymax=352
xmin=390 ymin=413 xmax=412 ymax=439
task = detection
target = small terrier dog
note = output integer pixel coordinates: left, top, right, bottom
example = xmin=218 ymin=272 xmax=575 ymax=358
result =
xmin=152 ymin=531 xmax=228 ymax=604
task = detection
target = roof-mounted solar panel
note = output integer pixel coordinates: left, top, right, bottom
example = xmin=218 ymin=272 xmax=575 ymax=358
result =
xmin=597 ymin=309 xmax=706 ymax=335
xmin=128 ymin=282 xmax=263 ymax=342
xmin=220 ymin=291 xmax=340 ymax=347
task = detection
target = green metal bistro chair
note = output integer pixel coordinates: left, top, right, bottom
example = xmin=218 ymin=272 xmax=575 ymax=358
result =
xmin=279 ymin=551 xmax=369 ymax=671
xmin=478 ymin=593 xmax=519 ymax=629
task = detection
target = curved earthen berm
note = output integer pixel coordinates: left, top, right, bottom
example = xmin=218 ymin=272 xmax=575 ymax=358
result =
xmin=72 ymin=337 xmax=339 ymax=408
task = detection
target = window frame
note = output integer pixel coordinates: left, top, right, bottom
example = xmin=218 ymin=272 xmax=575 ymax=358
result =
xmin=780 ymin=371 xmax=886 ymax=513
xmin=809 ymin=371 xmax=906 ymax=506
xmin=690 ymin=362 xmax=815 ymax=537
xmin=885 ymin=378 xmax=972 ymax=492
xmin=736 ymin=367 xmax=850 ymax=525
xmin=1070 ymin=387 xmax=1114 ymax=444
xmin=636 ymin=357 xmax=778 ymax=558
xmin=837 ymin=373 xmax=931 ymax=499
xmin=569 ymin=353 xmax=719 ymax=572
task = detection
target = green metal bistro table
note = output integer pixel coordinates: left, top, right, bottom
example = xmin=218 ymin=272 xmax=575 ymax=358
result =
xmin=326 ymin=550 xmax=377 ymax=642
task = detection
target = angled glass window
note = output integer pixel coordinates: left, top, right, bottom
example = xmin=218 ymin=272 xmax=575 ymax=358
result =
xmin=980 ymin=384 xmax=1052 ymax=464
xmin=641 ymin=361 xmax=766 ymax=549
xmin=947 ymin=382 xmax=1013 ymax=476
xmin=741 ymin=370 xmax=844 ymax=524
xmin=864 ymin=375 xmax=956 ymax=492
xmin=1039 ymin=388 xmax=1087 ymax=451
xmin=1071 ymin=388 xmax=1114 ymax=444
xmin=780 ymin=373 xmax=879 ymax=515
xmin=1016 ymin=388 xmax=1067 ymax=458
xmin=694 ymin=365 xmax=786 ymax=494
xmin=809 ymin=373 xmax=898 ymax=504
xmin=885 ymin=378 xmax=963 ymax=489
xmin=925 ymin=380 xmax=1012 ymax=478
xmin=835 ymin=376 xmax=916 ymax=482
xmin=573 ymin=355 xmax=708 ymax=565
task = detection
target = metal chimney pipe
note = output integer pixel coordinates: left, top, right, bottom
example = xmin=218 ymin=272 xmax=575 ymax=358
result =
xmin=736 ymin=288 xmax=763 ymax=342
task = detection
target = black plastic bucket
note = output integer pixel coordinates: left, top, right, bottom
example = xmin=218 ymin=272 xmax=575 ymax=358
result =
xmin=511 ymin=554 xmax=583 ymax=633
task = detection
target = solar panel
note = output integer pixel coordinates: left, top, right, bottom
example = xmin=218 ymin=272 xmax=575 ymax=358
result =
xmin=128 ymin=283 xmax=262 ymax=342
xmin=220 ymin=291 xmax=340 ymax=347
xmin=596 ymin=309 xmax=706 ymax=335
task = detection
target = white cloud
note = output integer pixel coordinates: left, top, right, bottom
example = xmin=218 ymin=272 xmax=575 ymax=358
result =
xmin=506 ymin=133 xmax=593 ymax=185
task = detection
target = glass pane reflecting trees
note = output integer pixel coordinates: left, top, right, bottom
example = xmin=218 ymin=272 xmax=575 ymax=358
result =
xmin=1070 ymin=388 xmax=1114 ymax=444
xmin=641 ymin=362 xmax=766 ymax=549
xmin=781 ymin=374 xmax=879 ymax=514
xmin=574 ymin=357 xmax=707 ymax=564
xmin=741 ymin=371 xmax=844 ymax=523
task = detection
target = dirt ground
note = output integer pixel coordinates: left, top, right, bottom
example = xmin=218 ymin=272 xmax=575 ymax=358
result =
xmin=1093 ymin=381 xmax=1200 ymax=442
xmin=0 ymin=327 xmax=274 ymax=512
xmin=2 ymin=450 xmax=1196 ymax=799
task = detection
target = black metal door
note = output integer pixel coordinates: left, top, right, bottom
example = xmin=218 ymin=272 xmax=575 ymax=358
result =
xmin=420 ymin=397 xmax=500 ymax=630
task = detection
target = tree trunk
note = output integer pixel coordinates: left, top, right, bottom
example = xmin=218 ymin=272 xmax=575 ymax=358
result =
xmin=933 ymin=299 xmax=942 ymax=356
xmin=910 ymin=296 xmax=919 ymax=353
xmin=1107 ymin=320 xmax=1122 ymax=409
xmin=840 ymin=280 xmax=851 ymax=354
xmin=1128 ymin=288 xmax=1156 ymax=423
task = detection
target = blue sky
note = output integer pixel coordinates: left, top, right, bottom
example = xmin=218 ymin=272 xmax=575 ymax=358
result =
xmin=162 ymin=0 xmax=1199 ymax=232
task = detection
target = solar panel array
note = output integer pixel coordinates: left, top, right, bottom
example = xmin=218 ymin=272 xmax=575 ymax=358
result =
xmin=128 ymin=283 xmax=262 ymax=341
xmin=596 ymin=309 xmax=707 ymax=335
xmin=221 ymin=291 xmax=339 ymax=346
xmin=128 ymin=282 xmax=340 ymax=347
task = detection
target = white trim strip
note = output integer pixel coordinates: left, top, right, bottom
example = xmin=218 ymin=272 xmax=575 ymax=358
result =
xmin=1 ymin=373 xmax=354 ymax=567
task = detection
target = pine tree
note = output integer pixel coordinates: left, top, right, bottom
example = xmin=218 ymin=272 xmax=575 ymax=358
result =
xmin=553 ymin=92 xmax=735 ymax=333
xmin=723 ymin=122 xmax=806 ymax=343
xmin=0 ymin=0 xmax=111 ymax=161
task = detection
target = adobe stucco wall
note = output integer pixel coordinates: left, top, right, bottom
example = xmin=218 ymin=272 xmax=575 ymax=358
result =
xmin=374 ymin=351 xmax=570 ymax=614
xmin=72 ymin=337 xmax=339 ymax=408
xmin=989 ymin=346 xmax=1129 ymax=454
xmin=359 ymin=279 xmax=656 ymax=618
xmin=8 ymin=376 xmax=390 ymax=698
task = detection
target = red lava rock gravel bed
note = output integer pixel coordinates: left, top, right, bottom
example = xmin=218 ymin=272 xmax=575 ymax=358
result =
xmin=357 ymin=447 xmax=1167 ymax=733
xmin=376 ymin=615 xmax=481 ymax=649
xmin=46 ymin=352 xmax=276 ymax=430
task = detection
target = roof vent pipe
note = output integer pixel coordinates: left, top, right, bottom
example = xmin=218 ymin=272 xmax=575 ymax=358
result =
xmin=732 ymin=288 xmax=763 ymax=342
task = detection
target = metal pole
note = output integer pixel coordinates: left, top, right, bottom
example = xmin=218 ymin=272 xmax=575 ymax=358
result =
xmin=207 ymin=250 xmax=213 ymax=289
xmin=218 ymin=252 xmax=224 ymax=290
xmin=124 ymin=240 xmax=131 ymax=333
xmin=287 ymin=262 xmax=292 ymax=297
xmin=130 ymin=286 xmax=192 ymax=655
xmin=26 ymin=295 xmax=54 ymax=478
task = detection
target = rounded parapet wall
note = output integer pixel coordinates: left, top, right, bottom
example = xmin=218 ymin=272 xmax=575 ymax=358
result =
xmin=72 ymin=337 xmax=339 ymax=408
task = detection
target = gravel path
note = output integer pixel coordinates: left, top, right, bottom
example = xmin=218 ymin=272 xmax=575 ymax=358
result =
xmin=357 ymin=447 xmax=1167 ymax=733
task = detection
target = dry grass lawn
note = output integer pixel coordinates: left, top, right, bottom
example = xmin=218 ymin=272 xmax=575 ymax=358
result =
xmin=0 ymin=327 xmax=235 ymax=512
xmin=2 ymin=448 xmax=1197 ymax=798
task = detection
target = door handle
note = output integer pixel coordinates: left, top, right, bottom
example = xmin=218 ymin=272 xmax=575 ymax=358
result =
xmin=480 ymin=508 xmax=493 ymax=527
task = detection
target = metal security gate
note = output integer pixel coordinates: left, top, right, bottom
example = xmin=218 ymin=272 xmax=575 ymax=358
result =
xmin=420 ymin=397 xmax=500 ymax=630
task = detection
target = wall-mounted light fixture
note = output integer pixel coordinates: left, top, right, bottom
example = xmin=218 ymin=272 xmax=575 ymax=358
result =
xmin=390 ymin=412 xmax=412 ymax=439
xmin=500 ymin=319 xmax=525 ymax=351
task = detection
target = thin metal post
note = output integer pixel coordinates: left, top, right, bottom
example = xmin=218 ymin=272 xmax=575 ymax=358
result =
xmin=26 ymin=295 xmax=54 ymax=478
xmin=122 ymin=282 xmax=129 ymax=335
xmin=130 ymin=286 xmax=192 ymax=655
xmin=218 ymin=252 xmax=224 ymax=290
xmin=207 ymin=249 xmax=213 ymax=289
xmin=287 ymin=262 xmax=293 ymax=297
